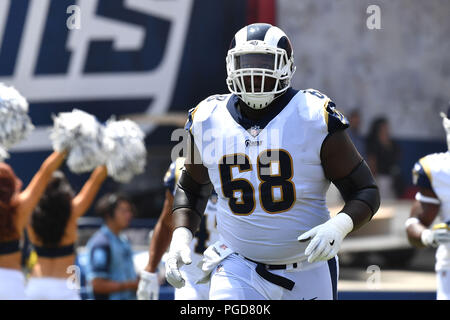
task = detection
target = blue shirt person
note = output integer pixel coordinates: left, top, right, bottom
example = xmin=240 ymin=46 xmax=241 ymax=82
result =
xmin=85 ymin=194 xmax=139 ymax=300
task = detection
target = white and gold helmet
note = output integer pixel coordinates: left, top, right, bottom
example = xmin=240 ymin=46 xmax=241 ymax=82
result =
xmin=226 ymin=23 xmax=296 ymax=109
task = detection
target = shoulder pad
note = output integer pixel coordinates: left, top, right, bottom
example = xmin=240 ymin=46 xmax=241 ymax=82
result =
xmin=164 ymin=157 xmax=186 ymax=194
xmin=301 ymin=89 xmax=349 ymax=133
xmin=163 ymin=161 xmax=177 ymax=193
xmin=303 ymin=88 xmax=328 ymax=100
xmin=184 ymin=95 xmax=227 ymax=132
xmin=412 ymin=157 xmax=433 ymax=190
xmin=324 ymin=100 xmax=349 ymax=134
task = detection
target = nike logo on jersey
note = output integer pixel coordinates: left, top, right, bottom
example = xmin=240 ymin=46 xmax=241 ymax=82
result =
xmin=329 ymin=240 xmax=335 ymax=246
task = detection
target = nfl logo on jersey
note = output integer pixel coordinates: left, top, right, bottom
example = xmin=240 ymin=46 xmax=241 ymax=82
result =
xmin=249 ymin=125 xmax=262 ymax=137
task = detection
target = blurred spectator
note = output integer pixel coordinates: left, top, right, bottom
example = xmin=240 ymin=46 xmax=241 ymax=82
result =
xmin=366 ymin=117 xmax=405 ymax=199
xmin=347 ymin=109 xmax=366 ymax=159
xmin=85 ymin=193 xmax=139 ymax=300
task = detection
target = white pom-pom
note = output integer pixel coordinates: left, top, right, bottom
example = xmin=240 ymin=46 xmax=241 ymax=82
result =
xmin=104 ymin=119 xmax=147 ymax=183
xmin=51 ymin=109 xmax=106 ymax=173
xmin=0 ymin=83 xmax=34 ymax=152
xmin=0 ymin=146 xmax=8 ymax=162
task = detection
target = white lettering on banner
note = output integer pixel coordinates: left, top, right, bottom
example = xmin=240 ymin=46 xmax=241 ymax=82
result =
xmin=0 ymin=0 xmax=193 ymax=151
xmin=0 ymin=0 xmax=11 ymax=48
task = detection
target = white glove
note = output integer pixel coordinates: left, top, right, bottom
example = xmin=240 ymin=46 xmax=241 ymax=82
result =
xmin=421 ymin=229 xmax=450 ymax=247
xmin=137 ymin=270 xmax=159 ymax=300
xmin=165 ymin=227 xmax=193 ymax=289
xmin=298 ymin=213 xmax=354 ymax=263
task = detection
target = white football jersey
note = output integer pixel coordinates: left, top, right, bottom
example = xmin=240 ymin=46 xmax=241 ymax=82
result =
xmin=413 ymin=151 xmax=450 ymax=271
xmin=186 ymin=88 xmax=349 ymax=265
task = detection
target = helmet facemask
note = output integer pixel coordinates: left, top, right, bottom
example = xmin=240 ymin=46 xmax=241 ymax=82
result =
xmin=226 ymin=41 xmax=295 ymax=110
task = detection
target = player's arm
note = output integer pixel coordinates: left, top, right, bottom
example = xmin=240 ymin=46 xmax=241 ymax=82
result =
xmin=406 ymin=186 xmax=440 ymax=248
xmin=17 ymin=151 xmax=67 ymax=228
xmin=405 ymin=159 xmax=446 ymax=248
xmin=172 ymin=133 xmax=212 ymax=235
xmin=139 ymin=160 xmax=179 ymax=300
xmin=71 ymin=165 xmax=108 ymax=219
xmin=321 ymin=130 xmax=380 ymax=230
xmin=144 ymin=189 xmax=174 ymax=273
xmin=165 ymin=133 xmax=212 ymax=288
xmin=137 ymin=190 xmax=173 ymax=299
xmin=298 ymin=105 xmax=380 ymax=263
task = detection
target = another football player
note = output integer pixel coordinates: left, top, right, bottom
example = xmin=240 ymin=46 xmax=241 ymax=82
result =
xmin=137 ymin=157 xmax=218 ymax=300
xmin=405 ymin=105 xmax=450 ymax=300
xmin=165 ymin=23 xmax=380 ymax=300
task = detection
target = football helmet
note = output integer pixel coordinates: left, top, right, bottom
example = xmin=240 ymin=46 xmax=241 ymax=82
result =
xmin=226 ymin=23 xmax=296 ymax=109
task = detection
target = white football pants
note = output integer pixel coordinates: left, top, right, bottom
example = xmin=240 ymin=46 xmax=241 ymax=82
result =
xmin=209 ymin=253 xmax=338 ymax=300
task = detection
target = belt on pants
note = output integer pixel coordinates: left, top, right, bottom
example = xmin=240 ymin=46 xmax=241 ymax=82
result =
xmin=242 ymin=255 xmax=296 ymax=291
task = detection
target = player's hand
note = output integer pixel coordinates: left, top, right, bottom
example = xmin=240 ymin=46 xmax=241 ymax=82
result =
xmin=298 ymin=213 xmax=353 ymax=263
xmin=421 ymin=228 xmax=450 ymax=247
xmin=137 ymin=270 xmax=159 ymax=300
xmin=165 ymin=227 xmax=193 ymax=289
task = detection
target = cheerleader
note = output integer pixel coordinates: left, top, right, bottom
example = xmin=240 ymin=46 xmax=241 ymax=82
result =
xmin=0 ymin=151 xmax=66 ymax=299
xmin=25 ymin=166 xmax=107 ymax=300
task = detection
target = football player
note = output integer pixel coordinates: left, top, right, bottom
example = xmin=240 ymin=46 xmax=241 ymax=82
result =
xmin=405 ymin=105 xmax=450 ymax=300
xmin=137 ymin=157 xmax=218 ymax=300
xmin=165 ymin=23 xmax=380 ymax=300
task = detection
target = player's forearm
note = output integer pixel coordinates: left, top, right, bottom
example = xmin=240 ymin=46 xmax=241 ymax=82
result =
xmin=332 ymin=160 xmax=381 ymax=231
xmin=406 ymin=223 xmax=426 ymax=248
xmin=171 ymin=168 xmax=212 ymax=234
xmin=172 ymin=208 xmax=202 ymax=235
xmin=339 ymin=200 xmax=373 ymax=232
xmin=405 ymin=200 xmax=438 ymax=248
xmin=146 ymin=221 xmax=173 ymax=273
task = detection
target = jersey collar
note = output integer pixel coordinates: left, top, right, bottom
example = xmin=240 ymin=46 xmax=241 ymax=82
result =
xmin=226 ymin=88 xmax=298 ymax=131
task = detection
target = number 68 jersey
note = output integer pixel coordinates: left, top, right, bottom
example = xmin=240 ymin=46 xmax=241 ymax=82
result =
xmin=186 ymin=88 xmax=349 ymax=265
